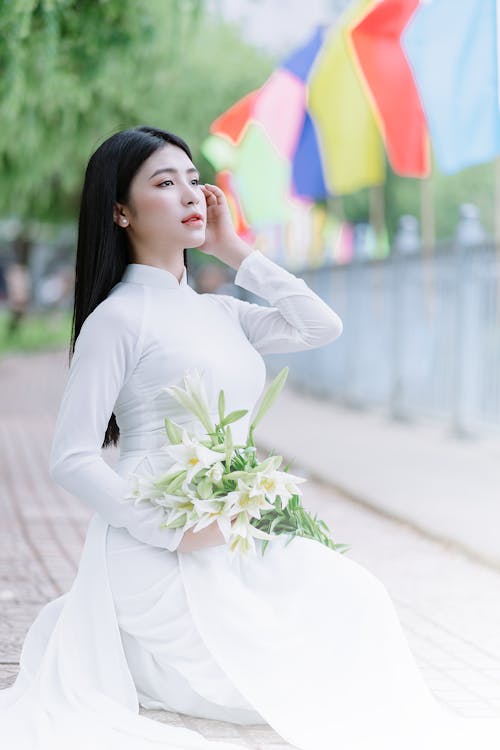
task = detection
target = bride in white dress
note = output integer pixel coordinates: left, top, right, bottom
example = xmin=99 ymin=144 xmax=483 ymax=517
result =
xmin=1 ymin=125 xmax=499 ymax=750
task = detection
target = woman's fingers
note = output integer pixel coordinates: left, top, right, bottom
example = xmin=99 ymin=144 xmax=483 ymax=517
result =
xmin=202 ymin=183 xmax=225 ymax=205
xmin=201 ymin=185 xmax=217 ymax=205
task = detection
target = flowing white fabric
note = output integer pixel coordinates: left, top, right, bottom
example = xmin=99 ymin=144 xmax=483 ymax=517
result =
xmin=1 ymin=250 xmax=499 ymax=749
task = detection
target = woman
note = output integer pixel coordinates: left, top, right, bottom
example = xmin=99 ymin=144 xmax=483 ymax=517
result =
xmin=1 ymin=125 xmax=499 ymax=749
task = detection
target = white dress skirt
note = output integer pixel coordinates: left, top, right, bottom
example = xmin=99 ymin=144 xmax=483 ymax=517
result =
xmin=107 ymin=523 xmax=267 ymax=726
xmin=2 ymin=254 xmax=500 ymax=748
xmin=100 ymin=452 xmax=500 ymax=750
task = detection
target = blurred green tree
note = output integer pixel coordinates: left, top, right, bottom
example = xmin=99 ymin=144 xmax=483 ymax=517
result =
xmin=0 ymin=0 xmax=275 ymax=223
xmin=343 ymin=158 xmax=494 ymax=244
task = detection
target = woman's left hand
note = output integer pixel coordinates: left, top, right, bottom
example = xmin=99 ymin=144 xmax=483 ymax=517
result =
xmin=196 ymin=183 xmax=250 ymax=266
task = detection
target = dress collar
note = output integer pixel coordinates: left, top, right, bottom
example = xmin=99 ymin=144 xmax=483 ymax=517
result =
xmin=121 ymin=263 xmax=188 ymax=290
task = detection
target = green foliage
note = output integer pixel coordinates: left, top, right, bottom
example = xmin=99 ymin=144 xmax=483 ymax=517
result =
xmin=250 ymin=493 xmax=351 ymax=557
xmin=0 ymin=0 xmax=275 ymax=223
xmin=0 ymin=309 xmax=72 ymax=355
xmin=384 ymin=158 xmax=495 ymax=242
xmin=342 ymin=154 xmax=495 ymax=243
xmin=431 ymin=160 xmax=494 ymax=239
xmin=342 ymin=186 xmax=370 ymax=226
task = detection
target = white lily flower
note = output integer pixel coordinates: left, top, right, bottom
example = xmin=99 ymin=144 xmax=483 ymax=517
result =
xmin=206 ymin=461 xmax=225 ymax=484
xmin=147 ymin=493 xmax=189 ymax=510
xmin=123 ymin=472 xmax=171 ymax=506
xmin=161 ymin=431 xmax=223 ymax=482
xmin=187 ymin=498 xmax=231 ymax=535
xmin=226 ymin=478 xmax=275 ymax=520
xmin=179 ymin=478 xmax=199 ymax=499
xmin=252 ymin=469 xmax=307 ymax=510
xmin=161 ymin=368 xmax=215 ymax=434
xmin=215 ymin=508 xmax=237 ymax=542
xmin=227 ymin=512 xmax=274 ymax=559
xmin=161 ymin=496 xmax=198 ymax=529
xmin=122 ymin=473 xmax=151 ymax=503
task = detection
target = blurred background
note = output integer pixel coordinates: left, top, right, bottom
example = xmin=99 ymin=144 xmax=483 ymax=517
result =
xmin=1 ymin=0 xmax=500 ymax=724
xmin=1 ymin=0 xmax=500 ymax=440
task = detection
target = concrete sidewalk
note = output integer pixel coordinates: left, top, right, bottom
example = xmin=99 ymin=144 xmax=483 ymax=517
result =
xmin=256 ymin=380 xmax=500 ymax=571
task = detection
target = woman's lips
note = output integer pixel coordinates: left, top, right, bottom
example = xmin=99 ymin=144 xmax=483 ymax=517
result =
xmin=182 ymin=217 xmax=203 ymax=226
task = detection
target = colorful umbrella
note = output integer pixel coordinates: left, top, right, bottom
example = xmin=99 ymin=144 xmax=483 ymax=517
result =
xmin=349 ymin=0 xmax=500 ymax=176
xmin=201 ymin=0 xmax=392 ymax=229
xmin=307 ymin=0 xmax=385 ymax=194
xmin=401 ymin=0 xmax=500 ymax=174
xmin=201 ymin=26 xmax=332 ymax=227
xmin=202 ymin=0 xmax=500 ymax=241
xmin=349 ymin=0 xmax=430 ymax=177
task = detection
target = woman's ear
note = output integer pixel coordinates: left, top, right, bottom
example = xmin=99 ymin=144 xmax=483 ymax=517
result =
xmin=113 ymin=203 xmax=129 ymax=227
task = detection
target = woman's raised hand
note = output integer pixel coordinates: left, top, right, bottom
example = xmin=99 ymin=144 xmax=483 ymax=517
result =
xmin=197 ymin=183 xmax=253 ymax=268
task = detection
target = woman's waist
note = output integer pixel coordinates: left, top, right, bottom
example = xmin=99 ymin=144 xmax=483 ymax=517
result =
xmin=116 ymin=425 xmax=177 ymax=478
xmin=117 ymin=413 xmax=215 ymax=455
xmin=116 ymin=426 xmax=215 ymax=478
xmin=117 ymin=414 xmax=249 ymax=471
xmin=115 ymin=448 xmax=178 ymax=481
xmin=119 ymin=429 xmax=167 ymax=455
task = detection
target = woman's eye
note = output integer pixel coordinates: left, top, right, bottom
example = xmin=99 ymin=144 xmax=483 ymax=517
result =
xmin=159 ymin=178 xmax=200 ymax=187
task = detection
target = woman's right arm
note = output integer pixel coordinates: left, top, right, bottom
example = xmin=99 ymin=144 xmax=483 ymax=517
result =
xmin=49 ymin=295 xmax=188 ymax=552
xmin=176 ymin=521 xmax=226 ymax=553
xmin=177 ymin=514 xmax=239 ymax=553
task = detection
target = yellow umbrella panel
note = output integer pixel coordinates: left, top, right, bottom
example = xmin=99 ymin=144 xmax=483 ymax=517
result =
xmin=308 ymin=0 xmax=385 ymax=195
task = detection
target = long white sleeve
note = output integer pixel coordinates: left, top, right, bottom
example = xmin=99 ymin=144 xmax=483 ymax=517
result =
xmin=48 ymin=294 xmax=184 ymax=552
xmin=222 ymin=249 xmax=343 ymax=355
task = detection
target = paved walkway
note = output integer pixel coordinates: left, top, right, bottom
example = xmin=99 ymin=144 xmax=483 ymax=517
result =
xmin=1 ymin=350 xmax=499 ymax=749
xmin=256 ymin=379 xmax=500 ymax=570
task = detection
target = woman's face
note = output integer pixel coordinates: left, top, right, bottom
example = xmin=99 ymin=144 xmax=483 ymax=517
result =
xmin=115 ymin=143 xmax=206 ymax=258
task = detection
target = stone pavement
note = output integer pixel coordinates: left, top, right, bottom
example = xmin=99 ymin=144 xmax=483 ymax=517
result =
xmin=256 ymin=379 xmax=500 ymax=570
xmin=1 ymin=350 xmax=499 ymax=750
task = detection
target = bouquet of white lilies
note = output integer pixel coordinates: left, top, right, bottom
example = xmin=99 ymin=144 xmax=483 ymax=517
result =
xmin=124 ymin=366 xmax=350 ymax=559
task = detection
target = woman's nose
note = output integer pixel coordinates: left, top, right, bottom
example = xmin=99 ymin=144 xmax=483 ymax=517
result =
xmin=182 ymin=183 xmax=200 ymax=204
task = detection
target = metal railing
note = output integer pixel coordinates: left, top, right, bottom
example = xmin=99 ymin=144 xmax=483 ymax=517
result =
xmin=252 ymin=242 xmax=500 ymax=438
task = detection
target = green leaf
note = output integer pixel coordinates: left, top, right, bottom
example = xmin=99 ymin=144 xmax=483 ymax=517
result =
xmin=248 ymin=490 xmax=350 ymax=558
xmin=205 ymin=442 xmax=225 ymax=452
xmin=153 ymin=469 xmax=186 ymax=491
xmin=220 ymin=409 xmax=248 ymax=426
xmin=248 ymin=366 xmax=288 ymax=435
xmin=223 ymin=469 xmax=255 ymax=481
xmin=269 ymin=515 xmax=281 ymax=533
xmin=197 ymin=476 xmax=213 ymax=499
xmin=253 ymin=454 xmax=282 ymax=472
xmin=224 ymin=424 xmax=233 ymax=470
xmin=160 ymin=514 xmax=187 ymax=529
xmin=335 ymin=543 xmax=352 ymax=554
xmin=169 ymin=472 xmax=188 ymax=493
xmin=218 ymin=388 xmax=225 ymax=424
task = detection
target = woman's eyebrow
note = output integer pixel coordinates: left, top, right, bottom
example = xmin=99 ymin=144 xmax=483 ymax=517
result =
xmin=149 ymin=166 xmax=200 ymax=179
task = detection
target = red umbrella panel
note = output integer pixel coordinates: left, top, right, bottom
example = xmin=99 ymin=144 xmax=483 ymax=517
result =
xmin=349 ymin=0 xmax=430 ymax=178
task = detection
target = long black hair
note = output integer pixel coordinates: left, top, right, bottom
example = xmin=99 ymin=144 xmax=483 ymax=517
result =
xmin=71 ymin=125 xmax=194 ymax=448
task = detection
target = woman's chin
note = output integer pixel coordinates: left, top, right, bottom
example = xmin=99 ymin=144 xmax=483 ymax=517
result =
xmin=188 ymin=234 xmax=208 ymax=249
